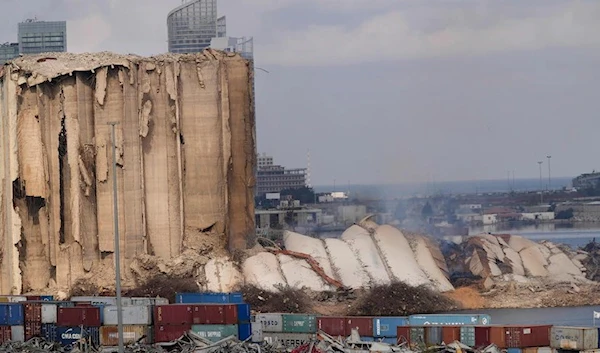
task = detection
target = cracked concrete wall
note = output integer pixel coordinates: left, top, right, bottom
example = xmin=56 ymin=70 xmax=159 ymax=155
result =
xmin=0 ymin=51 xmax=255 ymax=294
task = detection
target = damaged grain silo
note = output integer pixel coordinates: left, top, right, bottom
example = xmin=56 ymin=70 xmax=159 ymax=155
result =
xmin=0 ymin=51 xmax=255 ymax=295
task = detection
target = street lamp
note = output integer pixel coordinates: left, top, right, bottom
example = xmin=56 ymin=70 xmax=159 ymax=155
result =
xmin=538 ymin=161 xmax=543 ymax=204
xmin=547 ymin=155 xmax=552 ymax=191
xmin=108 ymin=122 xmax=124 ymax=353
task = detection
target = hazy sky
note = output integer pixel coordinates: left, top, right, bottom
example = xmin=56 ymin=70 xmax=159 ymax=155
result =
xmin=1 ymin=0 xmax=599 ymax=185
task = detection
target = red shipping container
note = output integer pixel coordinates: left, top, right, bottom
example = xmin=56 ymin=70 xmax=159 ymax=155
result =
xmin=25 ymin=322 xmax=41 ymax=340
xmin=317 ymin=317 xmax=346 ymax=336
xmin=154 ymin=325 xmax=191 ymax=343
xmin=0 ymin=327 xmax=10 ymax=344
xmin=397 ymin=326 xmax=412 ymax=345
xmin=442 ymin=326 xmax=461 ymax=344
xmin=57 ymin=307 xmax=101 ymax=327
xmin=192 ymin=304 xmax=238 ymax=325
xmin=154 ymin=305 xmax=193 ymax=325
xmin=26 ymin=296 xmax=41 ymax=301
xmin=24 ymin=302 xmax=42 ymax=322
xmin=505 ymin=325 xmax=551 ymax=348
xmin=345 ymin=317 xmax=373 ymax=337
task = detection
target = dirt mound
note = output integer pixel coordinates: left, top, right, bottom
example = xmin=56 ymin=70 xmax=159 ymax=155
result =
xmin=443 ymin=286 xmax=485 ymax=309
xmin=348 ymin=282 xmax=460 ymax=316
xmin=241 ymin=285 xmax=311 ymax=313
xmin=123 ymin=275 xmax=199 ymax=303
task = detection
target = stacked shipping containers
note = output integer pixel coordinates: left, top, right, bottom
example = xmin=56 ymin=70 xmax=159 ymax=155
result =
xmin=174 ymin=292 xmax=247 ymax=343
xmin=56 ymin=306 xmax=101 ymax=346
xmin=255 ymin=313 xmax=317 ymax=346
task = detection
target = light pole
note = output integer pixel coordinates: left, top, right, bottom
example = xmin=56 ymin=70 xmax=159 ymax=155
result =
xmin=547 ymin=155 xmax=552 ymax=191
xmin=537 ymin=161 xmax=544 ymax=204
xmin=108 ymin=122 xmax=124 ymax=353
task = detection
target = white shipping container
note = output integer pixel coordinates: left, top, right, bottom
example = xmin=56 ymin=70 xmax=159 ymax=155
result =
xmin=130 ymin=297 xmax=169 ymax=306
xmin=551 ymin=326 xmax=599 ymax=351
xmin=11 ymin=326 xmax=24 ymax=342
xmin=103 ymin=306 xmax=152 ymax=325
xmin=42 ymin=304 xmax=58 ymax=324
xmin=71 ymin=296 xmax=133 ymax=306
xmin=255 ymin=313 xmax=283 ymax=333
xmin=251 ymin=322 xmax=263 ymax=343
xmin=8 ymin=296 xmax=27 ymax=303
xmin=262 ymin=333 xmax=316 ymax=348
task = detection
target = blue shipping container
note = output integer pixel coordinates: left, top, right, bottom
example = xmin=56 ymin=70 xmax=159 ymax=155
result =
xmin=40 ymin=296 xmax=54 ymax=301
xmin=41 ymin=324 xmax=57 ymax=342
xmin=176 ymin=292 xmax=244 ymax=304
xmin=0 ymin=303 xmax=24 ymax=325
xmin=237 ymin=304 xmax=251 ymax=322
xmin=408 ymin=314 xmax=491 ymax=326
xmin=507 ymin=349 xmax=521 ymax=353
xmin=56 ymin=326 xmax=100 ymax=347
xmin=373 ymin=317 xmax=409 ymax=337
xmin=239 ymin=323 xmax=252 ymax=341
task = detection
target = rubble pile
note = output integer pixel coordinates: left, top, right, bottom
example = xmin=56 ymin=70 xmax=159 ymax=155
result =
xmin=240 ymin=284 xmax=311 ymax=313
xmin=580 ymin=241 xmax=600 ymax=282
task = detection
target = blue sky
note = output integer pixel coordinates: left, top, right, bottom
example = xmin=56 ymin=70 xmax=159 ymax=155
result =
xmin=1 ymin=0 xmax=599 ymax=184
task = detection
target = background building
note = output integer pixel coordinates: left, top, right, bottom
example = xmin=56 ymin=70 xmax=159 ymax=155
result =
xmin=256 ymin=154 xmax=307 ymax=196
xmin=210 ymin=36 xmax=253 ymax=60
xmin=573 ymin=172 xmax=600 ymax=190
xmin=167 ymin=0 xmax=226 ymax=53
xmin=18 ymin=19 xmax=66 ymax=54
xmin=0 ymin=43 xmax=19 ymax=64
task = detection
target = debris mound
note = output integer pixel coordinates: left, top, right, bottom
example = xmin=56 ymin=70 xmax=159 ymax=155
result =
xmin=123 ymin=275 xmax=199 ymax=303
xmin=348 ymin=281 xmax=459 ymax=316
xmin=241 ymin=284 xmax=310 ymax=313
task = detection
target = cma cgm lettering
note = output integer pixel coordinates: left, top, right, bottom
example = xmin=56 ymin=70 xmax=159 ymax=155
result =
xmin=56 ymin=327 xmax=100 ymax=347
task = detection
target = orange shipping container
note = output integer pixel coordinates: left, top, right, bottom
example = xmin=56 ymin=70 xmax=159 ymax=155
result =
xmin=442 ymin=326 xmax=461 ymax=344
xmin=100 ymin=325 xmax=152 ymax=346
xmin=489 ymin=326 xmax=506 ymax=348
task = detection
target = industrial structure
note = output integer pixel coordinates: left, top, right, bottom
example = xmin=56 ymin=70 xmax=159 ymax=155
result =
xmin=0 ymin=51 xmax=255 ymax=294
xmin=167 ymin=0 xmax=226 ymax=53
xmin=573 ymin=172 xmax=600 ymax=190
xmin=255 ymin=154 xmax=307 ymax=196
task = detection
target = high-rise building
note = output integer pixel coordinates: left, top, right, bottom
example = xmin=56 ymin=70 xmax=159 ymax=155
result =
xmin=256 ymin=154 xmax=307 ymax=196
xmin=0 ymin=43 xmax=19 ymax=64
xmin=18 ymin=19 xmax=67 ymax=54
xmin=167 ymin=0 xmax=227 ymax=53
xmin=210 ymin=36 xmax=253 ymax=60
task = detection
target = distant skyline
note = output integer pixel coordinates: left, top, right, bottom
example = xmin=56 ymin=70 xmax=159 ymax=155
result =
xmin=1 ymin=1 xmax=599 ymax=184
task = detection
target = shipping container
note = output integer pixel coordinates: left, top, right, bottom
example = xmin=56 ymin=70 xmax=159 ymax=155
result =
xmin=239 ymin=323 xmax=251 ymax=341
xmin=103 ymin=305 xmax=152 ymax=325
xmin=24 ymin=302 xmax=42 ymax=322
xmin=237 ymin=304 xmax=251 ymax=322
xmin=191 ymin=324 xmax=238 ymax=342
xmin=317 ymin=317 xmax=346 ymax=336
xmin=489 ymin=326 xmax=506 ymax=348
xmin=176 ymin=293 xmax=244 ymax=304
xmin=475 ymin=326 xmax=490 ymax=347
xmin=282 ymin=314 xmax=316 ymax=334
xmin=461 ymin=326 xmax=476 ymax=347
xmin=41 ymin=324 xmax=56 ymax=342
xmin=251 ymin=322 xmax=263 ymax=343
xmin=442 ymin=326 xmax=461 ymax=344
xmin=409 ymin=314 xmax=491 ymax=326
xmin=56 ymin=326 xmax=100 ymax=347
xmin=0 ymin=326 xmax=10 ymax=343
xmin=57 ymin=307 xmax=101 ymax=327
xmin=507 ymin=349 xmax=522 ymax=353
xmin=0 ymin=303 xmax=24 ymax=325
xmin=154 ymin=324 xmax=192 ymax=343
xmin=410 ymin=327 xmax=426 ymax=346
xmin=7 ymin=296 xmax=27 ymax=303
xmin=42 ymin=304 xmax=57 ymax=324
xmin=25 ymin=321 xmax=41 ymax=340
xmin=70 ymin=296 xmax=133 ymax=306
xmin=192 ymin=304 xmax=238 ymax=325
xmin=373 ymin=317 xmax=409 ymax=338
xmin=100 ymin=325 xmax=153 ymax=346
xmin=11 ymin=326 xmax=24 ymax=342
xmin=426 ymin=326 xmax=443 ymax=346
xmin=347 ymin=317 xmax=374 ymax=337
xmin=397 ymin=327 xmax=411 ymax=345
xmin=154 ymin=305 xmax=193 ymax=325
xmin=522 ymin=348 xmax=554 ymax=353
xmin=262 ymin=333 xmax=316 ymax=347
xmin=256 ymin=313 xmax=283 ymax=333
xmin=26 ymin=296 xmax=41 ymax=301
xmin=130 ymin=297 xmax=169 ymax=306
xmin=40 ymin=296 xmax=54 ymax=301
xmin=505 ymin=325 xmax=551 ymax=348
xmin=551 ymin=326 xmax=599 ymax=350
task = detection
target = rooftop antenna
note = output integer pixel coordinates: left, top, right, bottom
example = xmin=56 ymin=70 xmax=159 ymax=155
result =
xmin=306 ymin=149 xmax=312 ymax=188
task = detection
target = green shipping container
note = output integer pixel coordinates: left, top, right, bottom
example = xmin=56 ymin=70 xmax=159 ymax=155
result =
xmin=282 ymin=314 xmax=317 ymax=333
xmin=191 ymin=325 xmax=238 ymax=342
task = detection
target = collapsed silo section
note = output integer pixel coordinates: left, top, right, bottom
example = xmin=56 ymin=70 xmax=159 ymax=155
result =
xmin=0 ymin=51 xmax=255 ymax=295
